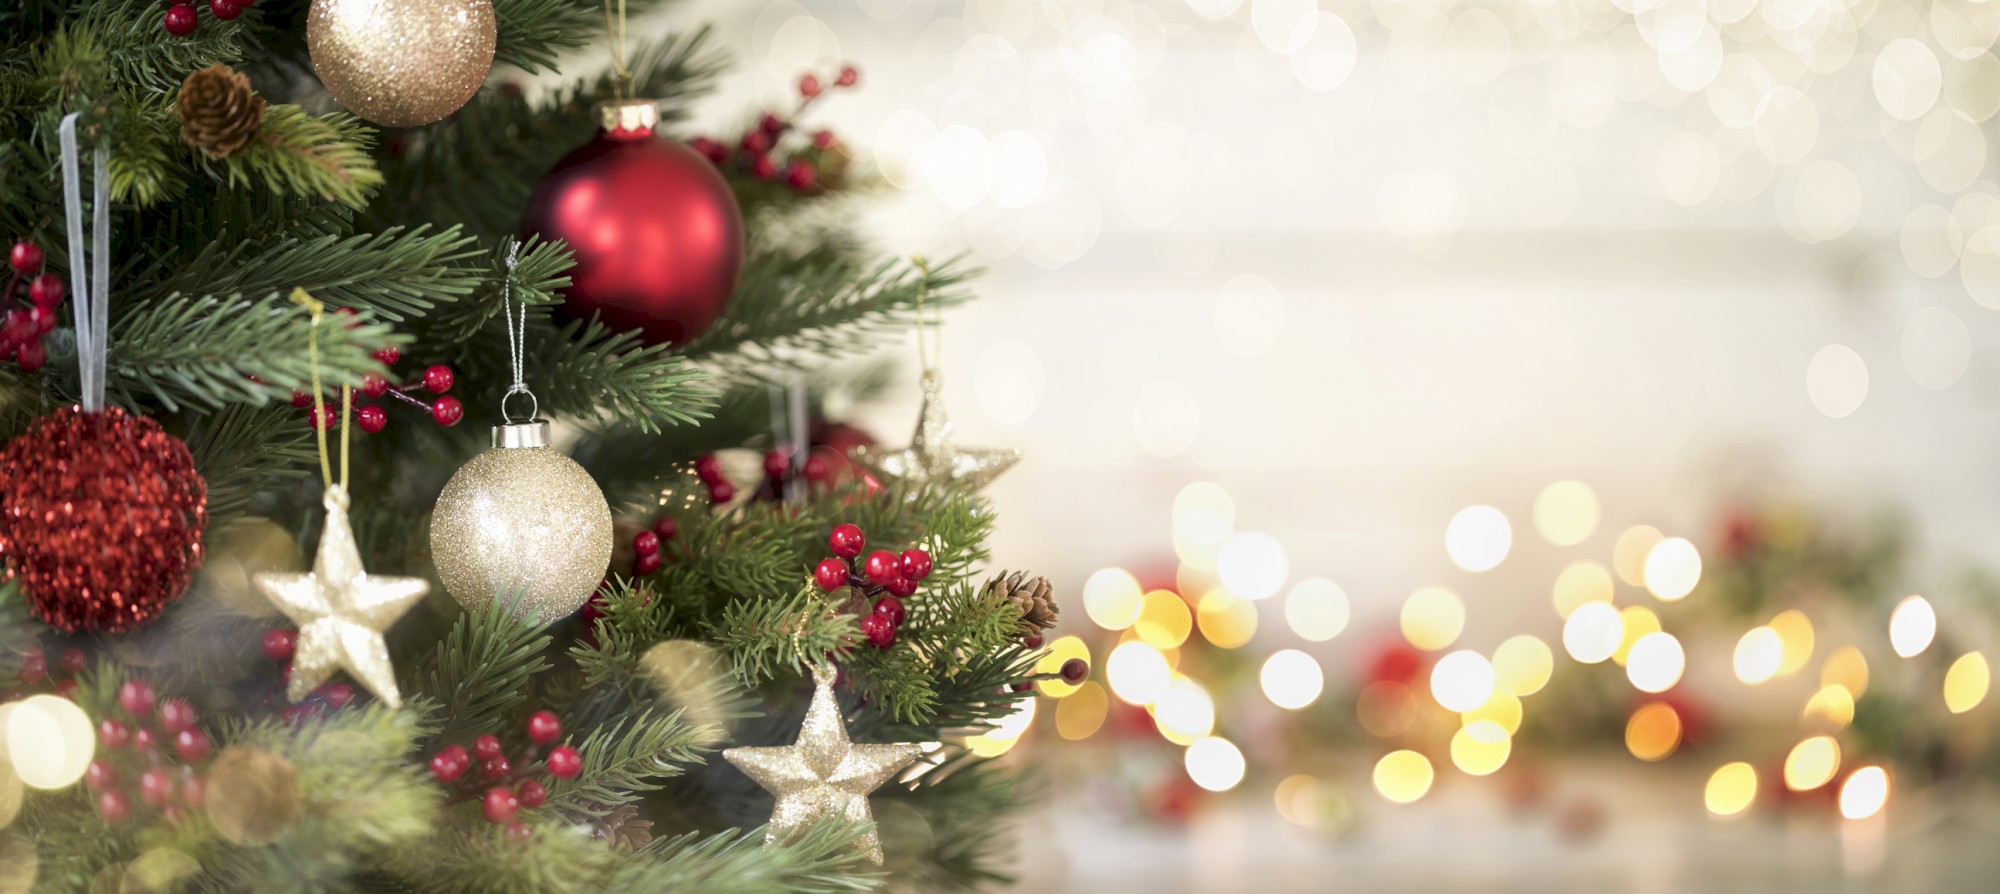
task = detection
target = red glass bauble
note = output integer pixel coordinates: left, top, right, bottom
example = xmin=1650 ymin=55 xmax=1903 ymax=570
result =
xmin=522 ymin=102 xmax=744 ymax=347
xmin=0 ymin=406 xmax=207 ymax=631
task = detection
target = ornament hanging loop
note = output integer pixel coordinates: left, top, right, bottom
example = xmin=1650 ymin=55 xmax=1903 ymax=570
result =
xmin=500 ymin=387 xmax=539 ymax=427
xmin=495 ymin=239 xmax=544 ymax=437
xmin=58 ymin=113 xmax=110 ymax=413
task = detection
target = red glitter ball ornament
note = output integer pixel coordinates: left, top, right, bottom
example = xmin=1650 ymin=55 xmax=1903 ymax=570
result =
xmin=0 ymin=406 xmax=207 ymax=632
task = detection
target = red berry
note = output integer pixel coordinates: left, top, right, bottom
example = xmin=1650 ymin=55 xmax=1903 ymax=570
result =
xmin=323 ymin=682 xmax=354 ymax=708
xmin=8 ymin=241 xmax=41 ymax=274
xmin=431 ymin=745 xmax=470 ymax=783
xmin=526 ymin=710 xmax=561 ymax=745
xmin=898 ymin=549 xmax=933 ymax=582
xmin=482 ymin=756 xmax=511 ymax=780
xmin=290 ymin=389 xmax=313 ymax=409
xmin=785 ymin=160 xmax=818 ymax=190
xmin=763 ymin=449 xmax=790 ymax=478
xmin=98 ymin=719 xmax=130 ymax=749
xmin=28 ymin=305 xmax=55 ymax=335
xmin=308 ymin=403 xmax=338 ymax=430
xmin=482 ymin=787 xmax=520 ymax=824
xmin=212 ymin=0 xmax=242 ymax=19
xmin=863 ymin=550 xmax=900 ymax=585
xmin=163 ymin=3 xmax=196 ymax=33
xmin=829 ymin=524 xmax=865 ymax=558
xmin=1023 ymin=634 xmax=1044 ymax=649
xmin=516 ymin=778 xmax=546 ymax=808
xmin=1060 ymin=658 xmax=1088 ymax=682
xmin=432 ymin=395 xmax=464 ymax=426
xmin=873 ymin=594 xmax=906 ymax=626
xmin=750 ymin=153 xmax=777 ymax=180
xmin=505 ymin=820 xmax=532 ymax=842
xmin=422 ymin=364 xmax=454 ymax=393
xmin=139 ymin=768 xmax=173 ymax=807
xmin=19 ymin=653 xmax=45 ymax=682
xmin=472 ymin=734 xmax=504 ymax=761
xmin=280 ymin=706 xmax=302 ymax=725
xmin=28 ymin=274 xmax=62 ymax=307
xmin=119 ymin=680 xmax=157 ymax=717
xmin=759 ymin=112 xmax=786 ymax=135
xmin=546 ymin=745 xmax=582 ymax=779
xmin=98 ymin=789 xmax=131 ymax=824
xmin=52 ymin=677 xmax=77 ymax=697
xmin=861 ymin=611 xmax=896 ymax=648
xmin=836 ymin=65 xmax=859 ymax=87
xmin=373 ymin=346 xmax=400 ymax=366
xmin=175 ymin=728 xmax=210 ymax=762
xmin=740 ymin=131 xmax=771 ymax=155
xmin=85 ymin=760 xmax=116 ymax=791
xmin=693 ymin=454 xmax=724 ymax=483
xmin=812 ymin=129 xmax=836 ymax=150
xmin=356 ymin=404 xmax=387 ymax=433
xmin=690 ymin=136 xmax=726 ymax=166
xmin=653 ymin=516 xmax=679 ymax=541
xmin=802 ymin=455 xmax=829 ymax=482
xmin=634 ymin=551 xmax=662 ymax=575
xmin=261 ymin=629 xmax=296 ymax=660
xmin=181 ymin=774 xmax=205 ymax=807
xmin=707 ymin=480 xmax=735 ymax=504
xmin=14 ymin=339 xmax=45 ymax=372
xmin=158 ymin=699 xmax=197 ymax=734
xmin=814 ymin=558 xmax=850 ymax=591
xmin=633 ymin=530 xmax=659 ymax=556
xmin=799 ymin=74 xmax=823 ymax=97
xmin=883 ymin=574 xmax=917 ymax=598
xmin=162 ymin=804 xmax=188 ymax=826
xmin=360 ymin=372 xmax=389 ymax=398
xmin=133 ymin=726 xmax=158 ymax=754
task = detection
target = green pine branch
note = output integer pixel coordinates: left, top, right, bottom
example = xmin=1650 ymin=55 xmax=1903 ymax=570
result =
xmin=219 ymin=105 xmax=383 ymax=208
xmin=492 ymin=0 xmax=673 ymax=74
xmin=709 ymin=588 xmax=855 ymax=686
xmin=626 ymin=823 xmax=883 ymax=894
xmin=409 ymin=599 xmax=554 ymax=747
xmin=105 ymin=291 xmax=405 ymax=412
xmin=528 ymin=317 xmax=712 ymax=433
xmin=161 ymin=225 xmax=484 ymax=323
xmin=182 ymin=403 xmax=315 ymax=523
xmin=542 ymin=708 xmax=717 ymax=817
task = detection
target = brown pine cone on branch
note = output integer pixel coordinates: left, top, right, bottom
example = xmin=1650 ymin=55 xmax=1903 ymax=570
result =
xmin=984 ymin=570 xmax=1058 ymax=635
xmin=179 ymin=65 xmax=266 ymax=158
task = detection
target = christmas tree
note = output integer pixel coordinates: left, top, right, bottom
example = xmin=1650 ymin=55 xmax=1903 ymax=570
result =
xmin=0 ymin=1 xmax=1057 ymax=890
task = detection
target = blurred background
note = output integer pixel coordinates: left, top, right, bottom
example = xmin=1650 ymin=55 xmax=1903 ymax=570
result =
xmin=633 ymin=0 xmax=2000 ymax=890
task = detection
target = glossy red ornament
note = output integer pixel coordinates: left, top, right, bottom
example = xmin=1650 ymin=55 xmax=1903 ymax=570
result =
xmin=813 ymin=558 xmax=849 ymax=591
xmin=0 ymin=406 xmax=207 ymax=632
xmin=527 ymin=710 xmax=562 ymax=745
xmin=829 ymin=523 xmax=865 ymax=558
xmin=521 ymin=101 xmax=744 ymax=347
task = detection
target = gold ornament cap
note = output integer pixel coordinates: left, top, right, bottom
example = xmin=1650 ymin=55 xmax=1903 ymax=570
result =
xmin=597 ymin=100 xmax=660 ymax=135
xmin=493 ymin=421 xmax=550 ymax=449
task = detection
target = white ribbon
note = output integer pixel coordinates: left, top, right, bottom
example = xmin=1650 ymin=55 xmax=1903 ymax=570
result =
xmin=58 ymin=112 xmax=110 ymax=413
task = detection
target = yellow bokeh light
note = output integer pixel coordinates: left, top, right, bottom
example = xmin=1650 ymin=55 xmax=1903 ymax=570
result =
xmin=1839 ymin=766 xmax=1890 ymax=820
xmin=1195 ymin=588 xmax=1258 ymax=649
xmin=1357 ymin=681 xmax=1418 ymax=737
xmin=1784 ymin=735 xmax=1841 ymax=791
xmin=1106 ymin=641 xmax=1172 ymax=705
xmin=1734 ymin=626 xmax=1783 ymax=684
xmin=1625 ymin=702 xmax=1682 ymax=761
xmin=1274 ymin=774 xmax=1325 ymax=826
xmin=1450 ymin=721 xmax=1512 ymax=776
xmin=1134 ymin=589 xmax=1194 ymax=650
xmin=1284 ymin=577 xmax=1350 ymax=642
xmin=1822 ymin=645 xmax=1870 ymax=698
xmin=1083 ymin=568 xmax=1143 ymax=631
xmin=1564 ymin=601 xmax=1624 ymax=664
xmin=1373 ymin=750 xmax=1434 ymax=804
xmin=5 ymin=696 xmax=94 ymax=790
xmin=1944 ymin=652 xmax=1990 ymax=714
xmin=1492 ymin=634 xmax=1553 ymax=697
xmin=1802 ymin=685 xmax=1856 ymax=731
xmin=1613 ymin=605 xmax=1661 ymax=666
xmin=1054 ymin=681 xmax=1108 ymax=740
xmin=1034 ymin=636 xmax=1092 ymax=698
xmin=1890 ymin=595 xmax=1936 ymax=658
xmin=1643 ymin=537 xmax=1702 ymax=601
xmin=1552 ymin=561 xmax=1615 ymax=619
xmin=1261 ymin=649 xmax=1325 ymax=710
xmin=1217 ymin=532 xmax=1288 ymax=600
xmin=1462 ymin=690 xmax=1523 ymax=735
xmin=1769 ymin=609 xmax=1815 ymax=677
xmin=1184 ymin=737 xmax=1246 ymax=792
xmin=1446 ymin=505 xmax=1512 ymax=572
xmin=1401 ymin=586 xmax=1465 ymax=651
xmin=1705 ymin=762 xmax=1758 ymax=817
xmin=1430 ymin=650 xmax=1496 ymax=712
xmin=965 ymin=695 xmax=1037 ymax=757
xmin=1613 ymin=525 xmax=1664 ymax=587
xmin=1534 ymin=480 xmax=1601 ymax=546
xmin=1626 ymin=632 xmax=1685 ymax=693
xmin=1153 ymin=675 xmax=1217 ymax=744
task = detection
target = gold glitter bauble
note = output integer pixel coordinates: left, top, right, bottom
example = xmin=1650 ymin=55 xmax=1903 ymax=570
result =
xmin=307 ymin=0 xmax=496 ymax=128
xmin=430 ymin=423 xmax=612 ymax=625
xmin=204 ymin=746 xmax=303 ymax=846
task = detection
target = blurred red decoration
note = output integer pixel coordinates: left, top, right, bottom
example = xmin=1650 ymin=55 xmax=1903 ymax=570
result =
xmin=0 ymin=406 xmax=207 ymax=632
xmin=1362 ymin=637 xmax=1425 ymax=686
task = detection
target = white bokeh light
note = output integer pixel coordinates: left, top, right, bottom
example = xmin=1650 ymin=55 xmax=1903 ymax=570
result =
xmin=1218 ymin=532 xmax=1289 ymax=601
xmin=1446 ymin=505 xmax=1512 ymax=572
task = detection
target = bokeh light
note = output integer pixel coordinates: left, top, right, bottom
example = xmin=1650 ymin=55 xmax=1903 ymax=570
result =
xmin=1839 ymin=767 xmax=1890 ymax=821
xmin=1446 ymin=504 xmax=1512 ymax=571
xmin=1822 ymin=644 xmax=1870 ymax=697
xmin=1284 ymin=577 xmax=1350 ymax=642
xmin=1734 ymin=626 xmax=1783 ymax=684
xmin=1551 ymin=561 xmax=1615 ymax=619
xmin=1643 ymin=537 xmax=1702 ymax=601
xmin=1261 ymin=649 xmax=1325 ymax=710
xmin=1944 ymin=652 xmax=1990 ymax=714
xmin=1357 ymin=681 xmax=1419 ymax=737
xmin=1195 ymin=588 xmax=1259 ymax=648
xmin=1626 ymin=632 xmax=1686 ymax=693
xmin=1134 ymin=589 xmax=1194 ymax=649
xmin=1083 ymin=567 xmax=1143 ymax=630
xmin=1430 ymin=650 xmax=1496 ymax=712
xmin=1492 ymin=635 xmax=1554 ymax=697
xmin=1613 ymin=605 xmax=1662 ymax=666
xmin=1705 ymin=763 xmax=1759 ymax=817
xmin=1401 ymin=586 xmax=1466 ymax=651
xmin=1153 ymin=675 xmax=1217 ymax=743
xmin=6 ymin=696 xmax=94 ymax=790
xmin=1806 ymin=345 xmax=1869 ymax=418
xmin=1890 ymin=595 xmax=1938 ymax=657
xmin=1625 ymin=702 xmax=1683 ymax=761
xmin=1106 ymin=641 xmax=1172 ymax=705
xmin=1217 ymin=532 xmax=1288 ymax=600
xmin=965 ymin=695 xmax=1037 ymax=757
xmin=1172 ymin=481 xmax=1235 ymax=552
xmin=1373 ymin=750 xmax=1434 ymax=804
xmin=1613 ymin=525 xmax=1665 ymax=587
xmin=1184 ymin=737 xmax=1246 ymax=792
xmin=1564 ymin=602 xmax=1624 ymax=664
xmin=1533 ymin=480 xmax=1601 ymax=546
xmin=1769 ymin=609 xmax=1815 ymax=676
xmin=1462 ymin=690 xmax=1524 ymax=735
xmin=1034 ymin=636 xmax=1092 ymax=698
xmin=1274 ymin=774 xmax=1336 ymax=827
xmin=1802 ymin=685 xmax=1856 ymax=731
xmin=1784 ymin=735 xmax=1842 ymax=791
xmin=1054 ymin=681 xmax=1108 ymax=740
xmin=1450 ymin=721 xmax=1512 ymax=776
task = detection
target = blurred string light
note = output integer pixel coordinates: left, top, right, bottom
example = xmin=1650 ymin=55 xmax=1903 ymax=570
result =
xmin=1840 ymin=767 xmax=1891 ymax=821
xmin=1492 ymin=635 xmax=1553 ymax=697
xmin=1083 ymin=568 xmax=1142 ymax=631
xmin=1626 ymin=631 xmax=1686 ymax=693
xmin=1373 ymin=750 xmax=1434 ymax=804
xmin=1626 ymin=702 xmax=1683 ymax=761
xmin=1706 ymin=763 xmax=1759 ymax=817
xmin=4 ymin=696 xmax=94 ymax=790
xmin=1184 ymin=737 xmax=1246 ymax=792
xmin=1534 ymin=480 xmax=1601 ymax=547
xmin=1769 ymin=609 xmax=1816 ymax=676
xmin=1450 ymin=721 xmax=1512 ymax=776
xmin=1643 ymin=537 xmax=1702 ymax=601
xmin=1430 ymin=650 xmax=1496 ymax=712
xmin=1552 ymin=561 xmax=1615 ymax=619
xmin=1446 ymin=505 xmax=1512 ymax=572
xmin=1134 ymin=589 xmax=1193 ymax=649
xmin=1785 ymin=735 xmax=1843 ymax=791
xmin=1463 ymin=690 xmax=1524 ymax=735
xmin=1261 ymin=649 xmax=1325 ymax=710
xmin=1284 ymin=578 xmax=1350 ymax=641
xmin=1217 ymin=532 xmax=1288 ymax=600
xmin=1564 ymin=601 xmax=1624 ymax=664
xmin=1195 ymin=589 xmax=1258 ymax=648
xmin=1823 ymin=645 xmax=1871 ymax=697
xmin=1890 ymin=596 xmax=1938 ymax=657
xmin=1613 ymin=605 xmax=1662 ymax=666
xmin=1803 ymin=685 xmax=1856 ymax=731
xmin=1054 ymin=681 xmax=1108 ymax=740
xmin=1401 ymin=586 xmax=1466 ymax=651
xmin=1613 ymin=526 xmax=1665 ymax=587
xmin=1106 ymin=641 xmax=1172 ymax=705
xmin=1734 ymin=626 xmax=1784 ymax=684
xmin=965 ymin=695 xmax=1037 ymax=757
xmin=1154 ymin=674 xmax=1218 ymax=743
xmin=1944 ymin=652 xmax=1990 ymax=714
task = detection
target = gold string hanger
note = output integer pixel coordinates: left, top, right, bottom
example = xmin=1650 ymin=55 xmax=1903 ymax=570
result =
xmin=603 ymin=0 xmax=633 ymax=100
xmin=290 ymin=288 xmax=353 ymax=491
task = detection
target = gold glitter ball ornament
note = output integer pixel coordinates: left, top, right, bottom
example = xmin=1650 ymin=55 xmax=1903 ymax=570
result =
xmin=306 ymin=0 xmax=496 ymax=128
xmin=430 ymin=422 xmax=612 ymax=625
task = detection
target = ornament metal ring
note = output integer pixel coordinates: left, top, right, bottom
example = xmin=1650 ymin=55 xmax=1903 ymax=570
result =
xmin=501 ymin=387 xmax=539 ymax=425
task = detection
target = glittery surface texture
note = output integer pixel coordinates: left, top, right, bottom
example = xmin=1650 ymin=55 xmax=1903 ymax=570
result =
xmin=307 ymin=0 xmax=496 ymax=128
xmin=723 ymin=674 xmax=925 ymax=865
xmin=851 ymin=370 xmax=1020 ymax=495
xmin=429 ymin=445 xmax=612 ymax=625
xmin=255 ymin=486 xmax=428 ymax=707
xmin=0 ymin=405 xmax=207 ymax=632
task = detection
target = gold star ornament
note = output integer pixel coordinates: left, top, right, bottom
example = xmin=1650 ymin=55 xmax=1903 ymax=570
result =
xmin=852 ymin=371 xmax=1019 ymax=494
xmin=723 ymin=670 xmax=926 ymax=864
xmin=254 ymin=485 xmax=428 ymax=707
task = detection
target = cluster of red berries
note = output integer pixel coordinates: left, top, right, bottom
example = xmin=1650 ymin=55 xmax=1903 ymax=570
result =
xmin=18 ymin=644 xmax=91 ymax=698
xmin=816 ymin=523 xmax=931 ymax=649
xmin=689 ymin=65 xmax=859 ymax=192
xmin=691 ymin=453 xmax=736 ymax=505
xmin=86 ymin=680 xmax=212 ymax=825
xmin=256 ymin=629 xmax=359 ymax=723
xmin=631 ymin=515 xmax=679 ymax=577
xmin=428 ymin=710 xmax=582 ymax=840
xmin=163 ymin=0 xmax=251 ymax=36
xmin=3 ymin=241 xmax=66 ymax=372
xmin=282 ymin=312 xmax=463 ymax=431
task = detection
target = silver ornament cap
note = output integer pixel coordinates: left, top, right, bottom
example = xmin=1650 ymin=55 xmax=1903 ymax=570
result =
xmin=429 ymin=423 xmax=612 ymax=624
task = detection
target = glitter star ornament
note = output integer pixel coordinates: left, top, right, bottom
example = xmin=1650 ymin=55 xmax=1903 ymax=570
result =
xmin=255 ymin=485 xmax=428 ymax=707
xmin=852 ymin=371 xmax=1019 ymax=494
xmin=724 ymin=670 xmax=925 ymax=864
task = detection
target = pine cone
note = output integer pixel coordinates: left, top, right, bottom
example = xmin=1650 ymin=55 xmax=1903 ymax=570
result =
xmin=985 ymin=570 xmax=1058 ymax=635
xmin=581 ymin=803 xmax=654 ymax=851
xmin=179 ymin=65 xmax=265 ymax=158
